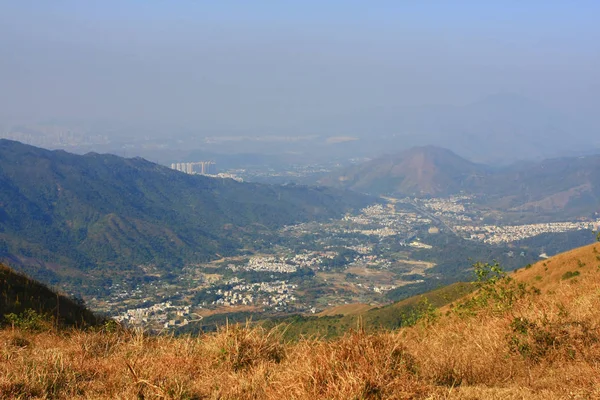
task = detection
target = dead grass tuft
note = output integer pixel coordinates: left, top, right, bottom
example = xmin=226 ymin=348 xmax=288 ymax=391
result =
xmin=204 ymin=321 xmax=285 ymax=371
xmin=273 ymin=329 xmax=425 ymax=399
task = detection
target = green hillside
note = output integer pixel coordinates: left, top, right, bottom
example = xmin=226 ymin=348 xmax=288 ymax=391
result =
xmin=0 ymin=139 xmax=372 ymax=288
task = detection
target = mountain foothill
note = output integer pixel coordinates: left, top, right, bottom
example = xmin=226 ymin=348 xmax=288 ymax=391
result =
xmin=319 ymin=145 xmax=600 ymax=219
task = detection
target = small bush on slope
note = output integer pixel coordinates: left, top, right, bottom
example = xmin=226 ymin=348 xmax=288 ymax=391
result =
xmin=4 ymin=309 xmax=50 ymax=332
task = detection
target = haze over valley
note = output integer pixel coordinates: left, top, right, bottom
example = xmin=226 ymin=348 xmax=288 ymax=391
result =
xmin=1 ymin=3 xmax=600 ymax=398
xmin=2 ymin=2 xmax=599 ymax=166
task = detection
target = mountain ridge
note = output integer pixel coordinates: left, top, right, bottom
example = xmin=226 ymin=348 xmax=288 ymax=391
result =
xmin=0 ymin=139 xmax=373 ymax=290
xmin=320 ymin=145 xmax=600 ymax=218
xmin=320 ymin=146 xmax=487 ymax=196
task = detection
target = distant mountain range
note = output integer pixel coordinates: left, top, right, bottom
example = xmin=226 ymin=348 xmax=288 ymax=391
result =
xmin=320 ymin=145 xmax=600 ymax=219
xmin=0 ymin=140 xmax=372 ymax=288
xmin=6 ymin=94 xmax=595 ymax=169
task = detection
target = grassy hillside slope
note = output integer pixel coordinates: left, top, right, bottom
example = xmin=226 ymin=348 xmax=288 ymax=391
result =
xmin=2 ymin=243 xmax=599 ymax=398
xmin=512 ymin=242 xmax=600 ymax=288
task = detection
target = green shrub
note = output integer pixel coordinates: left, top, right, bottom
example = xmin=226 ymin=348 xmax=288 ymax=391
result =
xmin=4 ymin=309 xmax=50 ymax=331
xmin=401 ymin=298 xmax=439 ymax=327
xmin=454 ymin=262 xmax=531 ymax=317
xmin=561 ymin=271 xmax=580 ymax=280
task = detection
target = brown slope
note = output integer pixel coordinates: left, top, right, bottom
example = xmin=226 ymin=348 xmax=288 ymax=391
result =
xmin=512 ymin=242 xmax=600 ymax=289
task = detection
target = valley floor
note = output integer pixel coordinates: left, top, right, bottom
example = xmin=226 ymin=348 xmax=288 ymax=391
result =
xmin=2 ymin=244 xmax=600 ymax=399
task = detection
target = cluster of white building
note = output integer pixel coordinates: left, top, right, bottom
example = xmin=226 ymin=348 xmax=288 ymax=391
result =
xmin=228 ymin=256 xmax=298 ymax=273
xmin=114 ymin=301 xmax=193 ymax=327
xmin=456 ymin=220 xmax=600 ymax=244
xmin=288 ymin=252 xmax=327 ymax=268
xmin=344 ymin=204 xmax=420 ymax=228
xmin=418 ymin=196 xmax=472 ymax=214
xmin=408 ymin=241 xmax=433 ymax=249
xmin=372 ymin=285 xmax=398 ymax=293
xmin=344 ymin=204 xmax=394 ymax=225
xmin=360 ymin=204 xmax=388 ymax=215
xmin=170 ymin=161 xmax=216 ymax=175
xmin=355 ymin=282 xmax=399 ymax=293
xmin=212 ymin=281 xmax=297 ymax=307
xmin=348 ymin=227 xmax=398 ymax=237
xmin=345 ymin=245 xmax=373 ymax=255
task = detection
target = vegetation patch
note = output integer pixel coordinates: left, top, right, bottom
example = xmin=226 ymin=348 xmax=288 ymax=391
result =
xmin=561 ymin=270 xmax=580 ymax=280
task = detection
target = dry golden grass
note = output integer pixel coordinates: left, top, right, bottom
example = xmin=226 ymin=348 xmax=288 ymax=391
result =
xmin=2 ymin=244 xmax=600 ymax=399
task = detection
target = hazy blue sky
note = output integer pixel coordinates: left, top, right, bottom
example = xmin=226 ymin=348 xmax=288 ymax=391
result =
xmin=1 ymin=1 xmax=599 ymax=134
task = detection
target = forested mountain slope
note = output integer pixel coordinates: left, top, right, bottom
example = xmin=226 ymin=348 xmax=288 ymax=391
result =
xmin=0 ymin=139 xmax=372 ymax=284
